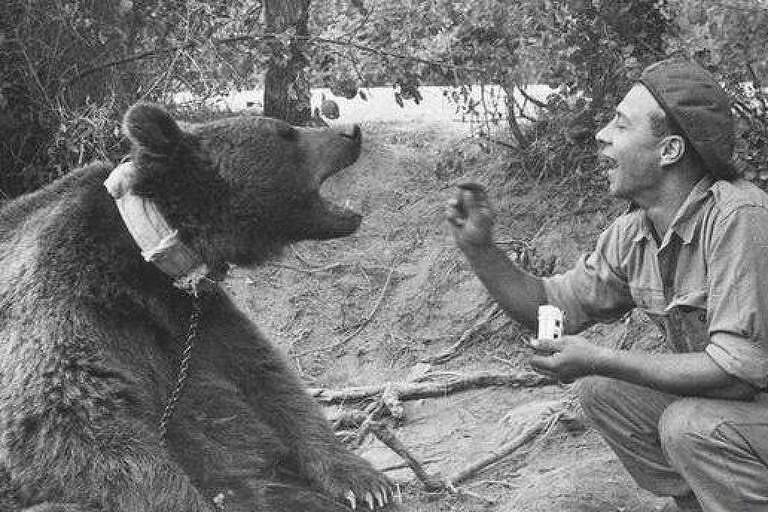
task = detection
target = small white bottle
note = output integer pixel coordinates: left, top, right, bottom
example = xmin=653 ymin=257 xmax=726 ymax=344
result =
xmin=537 ymin=305 xmax=564 ymax=340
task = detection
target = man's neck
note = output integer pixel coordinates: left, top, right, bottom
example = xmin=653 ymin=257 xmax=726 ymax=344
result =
xmin=640 ymin=174 xmax=701 ymax=242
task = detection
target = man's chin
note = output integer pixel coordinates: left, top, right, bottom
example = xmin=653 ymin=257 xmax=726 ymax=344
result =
xmin=606 ymin=181 xmax=626 ymax=200
xmin=605 ymin=169 xmax=622 ymax=197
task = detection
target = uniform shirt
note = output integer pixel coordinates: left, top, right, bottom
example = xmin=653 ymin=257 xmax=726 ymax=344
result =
xmin=543 ymin=176 xmax=768 ymax=389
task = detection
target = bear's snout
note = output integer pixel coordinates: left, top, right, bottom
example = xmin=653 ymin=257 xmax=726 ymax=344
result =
xmin=312 ymin=124 xmax=362 ymax=187
xmin=338 ymin=124 xmax=361 ymax=142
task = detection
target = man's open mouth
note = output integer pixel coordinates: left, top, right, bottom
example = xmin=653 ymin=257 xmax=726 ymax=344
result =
xmin=597 ymin=154 xmax=619 ymax=173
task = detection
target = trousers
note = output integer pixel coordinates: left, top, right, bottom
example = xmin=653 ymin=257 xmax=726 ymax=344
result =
xmin=577 ymin=377 xmax=768 ymax=512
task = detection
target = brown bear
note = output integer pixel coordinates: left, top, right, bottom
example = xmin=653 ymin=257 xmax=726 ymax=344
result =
xmin=0 ymin=103 xmax=392 ymax=512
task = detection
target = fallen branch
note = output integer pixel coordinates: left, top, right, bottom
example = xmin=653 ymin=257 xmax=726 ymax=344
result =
xmin=294 ymin=266 xmax=396 ymax=356
xmin=370 ymin=423 xmax=444 ymax=491
xmin=351 ymin=400 xmax=388 ymax=448
xmin=308 ymin=371 xmax=555 ymax=404
xmin=381 ymin=385 xmax=405 ymax=422
xmin=448 ymin=410 xmax=563 ymax=485
xmin=330 ymin=408 xmax=369 ymax=430
xmin=368 ymin=400 xmax=573 ymax=499
xmin=381 ymin=458 xmax=438 ymax=473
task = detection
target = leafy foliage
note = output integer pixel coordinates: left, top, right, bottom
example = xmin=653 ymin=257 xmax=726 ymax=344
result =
xmin=0 ymin=0 xmax=273 ymax=197
xmin=666 ymin=0 xmax=768 ymax=183
xmin=1 ymin=0 xmax=766 ymax=198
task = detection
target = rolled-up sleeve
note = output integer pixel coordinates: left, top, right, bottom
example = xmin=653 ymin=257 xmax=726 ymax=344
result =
xmin=705 ymin=206 xmax=768 ymax=389
xmin=543 ymin=219 xmax=635 ymax=334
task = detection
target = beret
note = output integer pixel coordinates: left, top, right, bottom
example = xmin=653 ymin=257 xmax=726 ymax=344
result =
xmin=640 ymin=59 xmax=736 ymax=179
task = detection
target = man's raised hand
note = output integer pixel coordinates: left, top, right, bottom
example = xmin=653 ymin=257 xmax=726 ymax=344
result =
xmin=446 ymin=183 xmax=497 ymax=248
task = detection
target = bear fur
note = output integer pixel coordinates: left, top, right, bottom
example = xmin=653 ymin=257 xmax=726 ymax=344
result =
xmin=0 ymin=104 xmax=391 ymax=512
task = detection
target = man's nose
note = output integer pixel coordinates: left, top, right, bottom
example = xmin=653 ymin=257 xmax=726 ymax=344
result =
xmin=594 ymin=125 xmax=609 ymax=145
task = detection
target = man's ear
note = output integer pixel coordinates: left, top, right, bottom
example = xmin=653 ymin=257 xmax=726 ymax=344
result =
xmin=659 ymin=135 xmax=686 ymax=167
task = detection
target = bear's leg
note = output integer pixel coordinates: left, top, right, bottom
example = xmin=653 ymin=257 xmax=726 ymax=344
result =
xmin=22 ymin=504 xmax=98 ymax=512
xmin=204 ymin=300 xmax=392 ymax=508
xmin=216 ymin=480 xmax=353 ymax=512
xmin=5 ymin=415 xmax=213 ymax=512
xmin=222 ymin=345 xmax=391 ymax=506
xmin=259 ymin=482 xmax=352 ymax=512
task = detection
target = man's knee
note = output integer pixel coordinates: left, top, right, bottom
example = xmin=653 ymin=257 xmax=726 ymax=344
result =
xmin=576 ymin=376 xmax=622 ymax=422
xmin=658 ymin=399 xmax=718 ymax=461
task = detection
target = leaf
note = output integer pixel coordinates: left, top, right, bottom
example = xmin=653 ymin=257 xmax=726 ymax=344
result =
xmin=394 ymin=92 xmax=404 ymax=108
xmin=350 ymin=0 xmax=368 ymax=16
xmin=358 ymin=90 xmax=367 ymax=101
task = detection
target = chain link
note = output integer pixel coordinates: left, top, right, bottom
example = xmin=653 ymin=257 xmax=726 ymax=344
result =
xmin=159 ymin=295 xmax=202 ymax=443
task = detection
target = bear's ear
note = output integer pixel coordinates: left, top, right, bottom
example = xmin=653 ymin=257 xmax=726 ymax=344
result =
xmin=122 ymin=102 xmax=184 ymax=155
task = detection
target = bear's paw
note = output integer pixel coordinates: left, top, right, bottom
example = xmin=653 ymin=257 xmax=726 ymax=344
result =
xmin=307 ymin=455 xmax=394 ymax=510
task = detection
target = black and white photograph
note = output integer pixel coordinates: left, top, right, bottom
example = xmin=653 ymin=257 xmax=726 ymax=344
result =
xmin=1 ymin=1 xmax=767 ymax=510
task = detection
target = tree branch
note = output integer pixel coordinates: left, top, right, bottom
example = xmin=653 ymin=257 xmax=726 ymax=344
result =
xmin=65 ymin=33 xmax=491 ymax=88
xmin=747 ymin=62 xmax=767 ymax=113
xmin=66 ymin=38 xmax=229 ymax=86
xmin=515 ymin=85 xmax=549 ymax=109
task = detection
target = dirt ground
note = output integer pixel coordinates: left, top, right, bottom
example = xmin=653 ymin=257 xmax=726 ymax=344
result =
xmin=225 ymin=119 xmax=672 ymax=511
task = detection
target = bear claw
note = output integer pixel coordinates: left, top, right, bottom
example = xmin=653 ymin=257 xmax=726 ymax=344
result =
xmin=346 ymin=490 xmax=357 ymax=509
xmin=365 ymin=492 xmax=374 ymax=509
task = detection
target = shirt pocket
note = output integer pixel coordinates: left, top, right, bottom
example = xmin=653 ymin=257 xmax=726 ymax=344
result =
xmin=629 ymin=285 xmax=666 ymax=312
xmin=666 ymin=290 xmax=709 ymax=352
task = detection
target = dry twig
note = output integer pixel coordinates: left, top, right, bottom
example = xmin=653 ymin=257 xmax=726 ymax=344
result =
xmin=428 ymin=305 xmax=508 ymax=364
xmin=294 ymin=266 xmax=396 ymax=356
xmin=272 ymin=261 xmax=346 ymax=273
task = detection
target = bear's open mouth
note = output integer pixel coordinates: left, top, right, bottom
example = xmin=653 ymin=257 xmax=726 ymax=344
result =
xmin=319 ymin=186 xmax=361 ymax=219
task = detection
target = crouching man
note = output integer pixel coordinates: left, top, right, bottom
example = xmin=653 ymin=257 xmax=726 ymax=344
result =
xmin=446 ymin=59 xmax=768 ymax=512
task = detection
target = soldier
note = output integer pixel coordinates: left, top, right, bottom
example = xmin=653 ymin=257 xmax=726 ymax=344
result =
xmin=447 ymin=59 xmax=768 ymax=512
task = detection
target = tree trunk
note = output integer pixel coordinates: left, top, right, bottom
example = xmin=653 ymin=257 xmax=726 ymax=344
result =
xmin=263 ymin=0 xmax=312 ymax=125
xmin=503 ymin=83 xmax=529 ymax=150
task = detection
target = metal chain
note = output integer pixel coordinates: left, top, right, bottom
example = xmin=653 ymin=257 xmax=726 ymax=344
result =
xmin=159 ymin=295 xmax=202 ymax=442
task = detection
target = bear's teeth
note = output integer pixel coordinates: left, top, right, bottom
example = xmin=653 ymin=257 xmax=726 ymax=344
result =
xmin=344 ymin=199 xmax=351 ymax=209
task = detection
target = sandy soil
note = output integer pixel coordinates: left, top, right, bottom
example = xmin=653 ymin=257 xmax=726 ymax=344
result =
xmin=224 ymin=119 xmax=672 ymax=511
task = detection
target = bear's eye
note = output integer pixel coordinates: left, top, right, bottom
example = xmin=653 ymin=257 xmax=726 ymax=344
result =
xmin=276 ymin=124 xmax=297 ymax=141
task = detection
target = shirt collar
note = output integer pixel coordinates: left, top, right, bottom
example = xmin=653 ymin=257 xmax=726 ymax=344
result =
xmin=632 ymin=175 xmax=714 ymax=246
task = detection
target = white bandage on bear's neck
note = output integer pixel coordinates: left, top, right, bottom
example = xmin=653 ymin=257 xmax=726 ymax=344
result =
xmin=104 ymin=161 xmax=213 ymax=293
